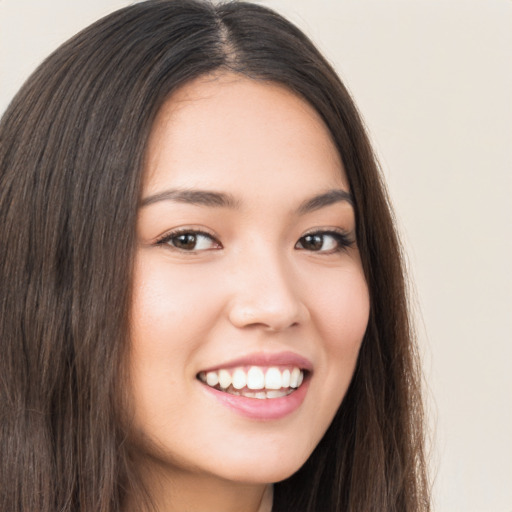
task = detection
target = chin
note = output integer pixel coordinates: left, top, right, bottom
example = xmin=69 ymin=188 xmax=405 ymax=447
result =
xmin=203 ymin=443 xmax=313 ymax=485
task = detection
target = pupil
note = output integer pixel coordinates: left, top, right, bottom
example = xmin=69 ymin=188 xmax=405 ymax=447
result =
xmin=176 ymin=233 xmax=196 ymax=249
xmin=303 ymin=234 xmax=323 ymax=250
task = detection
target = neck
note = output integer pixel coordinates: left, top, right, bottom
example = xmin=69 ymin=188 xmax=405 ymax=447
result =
xmin=125 ymin=461 xmax=273 ymax=512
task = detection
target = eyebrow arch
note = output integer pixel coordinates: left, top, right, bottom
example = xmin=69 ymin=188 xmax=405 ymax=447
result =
xmin=140 ymin=189 xmax=240 ymax=209
xmin=296 ymin=189 xmax=354 ymax=215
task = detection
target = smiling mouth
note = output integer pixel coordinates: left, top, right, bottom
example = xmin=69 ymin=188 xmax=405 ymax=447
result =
xmin=197 ymin=366 xmax=306 ymax=399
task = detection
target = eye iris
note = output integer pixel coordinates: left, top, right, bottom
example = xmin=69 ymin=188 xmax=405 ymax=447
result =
xmin=174 ymin=233 xmax=197 ymax=250
xmin=302 ymin=234 xmax=324 ymax=251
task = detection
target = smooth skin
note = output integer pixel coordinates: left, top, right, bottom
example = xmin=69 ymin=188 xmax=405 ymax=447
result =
xmin=128 ymin=73 xmax=370 ymax=512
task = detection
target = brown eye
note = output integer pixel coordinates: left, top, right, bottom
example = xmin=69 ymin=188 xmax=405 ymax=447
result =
xmin=173 ymin=233 xmax=199 ymax=250
xmin=295 ymin=231 xmax=352 ymax=252
xmin=158 ymin=231 xmax=221 ymax=251
xmin=299 ymin=234 xmax=325 ymax=251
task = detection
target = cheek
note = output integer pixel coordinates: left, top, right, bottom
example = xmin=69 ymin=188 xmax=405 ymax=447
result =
xmin=128 ymin=254 xmax=226 ymax=436
xmin=128 ymin=254 xmax=224 ymax=421
xmin=311 ymin=264 xmax=370 ymax=351
xmin=305 ymin=262 xmax=369 ymax=403
xmin=130 ymin=253 xmax=222 ymax=354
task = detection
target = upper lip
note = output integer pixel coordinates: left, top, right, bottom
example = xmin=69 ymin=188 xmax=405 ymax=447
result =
xmin=199 ymin=351 xmax=313 ymax=374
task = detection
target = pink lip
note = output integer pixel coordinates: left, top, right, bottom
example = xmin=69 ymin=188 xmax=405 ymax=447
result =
xmin=200 ymin=375 xmax=310 ymax=420
xmin=199 ymin=351 xmax=313 ymax=373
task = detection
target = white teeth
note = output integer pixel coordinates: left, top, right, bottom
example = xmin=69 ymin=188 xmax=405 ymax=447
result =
xmin=266 ymin=389 xmax=289 ymax=399
xmin=290 ymin=367 xmax=301 ymax=388
xmin=218 ymin=369 xmax=231 ymax=389
xmin=246 ymin=389 xmax=292 ymax=399
xmin=232 ymin=368 xmax=247 ymax=390
xmin=206 ymin=371 xmax=218 ymax=387
xmin=247 ymin=367 xmax=265 ymax=390
xmin=282 ymin=369 xmax=291 ymax=388
xmin=199 ymin=365 xmax=306 ymax=396
xmin=264 ymin=367 xmax=282 ymax=390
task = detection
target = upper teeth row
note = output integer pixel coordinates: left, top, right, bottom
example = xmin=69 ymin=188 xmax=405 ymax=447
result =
xmin=198 ymin=366 xmax=304 ymax=391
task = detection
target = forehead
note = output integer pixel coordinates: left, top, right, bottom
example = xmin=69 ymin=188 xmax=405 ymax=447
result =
xmin=143 ymin=73 xmax=348 ymax=202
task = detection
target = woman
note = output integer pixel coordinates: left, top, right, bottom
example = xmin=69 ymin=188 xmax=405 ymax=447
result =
xmin=0 ymin=1 xmax=430 ymax=510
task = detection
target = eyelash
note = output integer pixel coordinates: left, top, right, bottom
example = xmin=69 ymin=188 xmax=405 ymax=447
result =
xmin=295 ymin=229 xmax=354 ymax=253
xmin=155 ymin=228 xmax=354 ymax=253
xmin=155 ymin=228 xmax=221 ymax=252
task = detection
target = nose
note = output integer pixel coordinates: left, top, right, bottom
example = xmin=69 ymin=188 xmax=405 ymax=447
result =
xmin=226 ymin=247 xmax=309 ymax=332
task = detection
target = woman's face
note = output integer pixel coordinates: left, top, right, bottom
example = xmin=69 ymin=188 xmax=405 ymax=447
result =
xmin=129 ymin=73 xmax=370 ymax=485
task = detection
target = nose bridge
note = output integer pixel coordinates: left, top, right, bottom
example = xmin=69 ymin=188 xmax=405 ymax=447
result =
xmin=227 ymin=240 xmax=307 ymax=331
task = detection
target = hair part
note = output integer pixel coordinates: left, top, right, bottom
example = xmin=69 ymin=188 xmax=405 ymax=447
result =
xmin=0 ymin=1 xmax=429 ymax=510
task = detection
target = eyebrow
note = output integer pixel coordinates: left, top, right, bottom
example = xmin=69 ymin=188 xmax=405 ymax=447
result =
xmin=140 ymin=187 xmax=353 ymax=213
xmin=296 ymin=189 xmax=354 ymax=215
xmin=140 ymin=189 xmax=240 ymax=208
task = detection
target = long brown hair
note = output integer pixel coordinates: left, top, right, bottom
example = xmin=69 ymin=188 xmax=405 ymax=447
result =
xmin=0 ymin=1 xmax=429 ymax=510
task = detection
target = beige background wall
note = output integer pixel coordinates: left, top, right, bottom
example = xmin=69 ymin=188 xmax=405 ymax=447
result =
xmin=1 ymin=1 xmax=511 ymax=510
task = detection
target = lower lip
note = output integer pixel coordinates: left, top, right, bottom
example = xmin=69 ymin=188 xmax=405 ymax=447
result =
xmin=200 ymin=377 xmax=310 ymax=420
